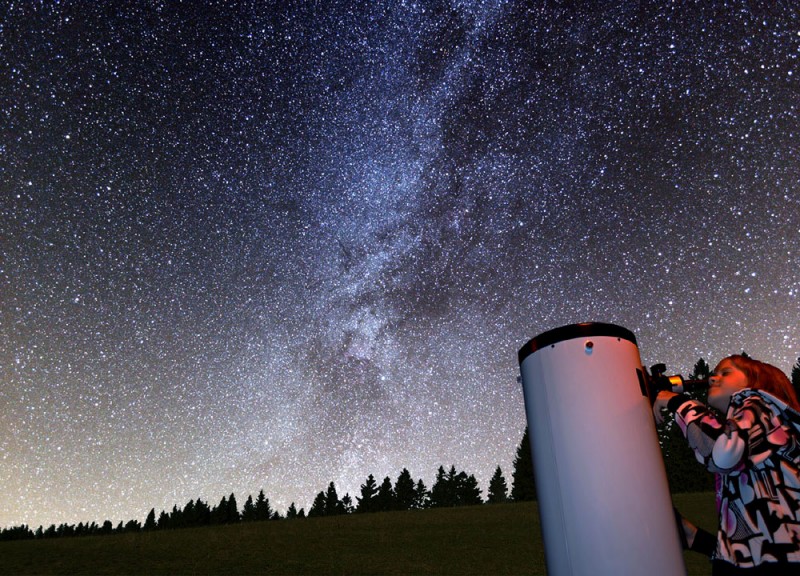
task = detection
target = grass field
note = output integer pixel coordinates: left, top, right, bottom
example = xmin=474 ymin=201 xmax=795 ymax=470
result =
xmin=1 ymin=493 xmax=717 ymax=575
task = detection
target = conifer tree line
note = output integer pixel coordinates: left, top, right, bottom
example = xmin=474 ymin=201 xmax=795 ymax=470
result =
xmin=6 ymin=356 xmax=795 ymax=542
xmin=0 ymin=444 xmax=530 ymax=541
xmin=0 ymin=462 xmax=523 ymax=542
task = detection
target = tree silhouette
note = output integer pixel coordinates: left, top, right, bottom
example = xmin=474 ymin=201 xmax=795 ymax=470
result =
xmin=157 ymin=510 xmax=170 ymax=530
xmin=453 ymin=470 xmax=468 ymax=503
xmin=429 ymin=465 xmax=481 ymax=507
xmin=169 ymin=504 xmax=184 ymax=528
xmin=325 ymin=482 xmax=343 ymax=516
xmin=183 ymin=500 xmax=196 ymax=526
xmin=376 ymin=476 xmax=396 ymax=511
xmin=227 ymin=493 xmax=240 ymax=523
xmin=356 ymin=474 xmax=379 ymax=513
xmin=341 ymin=493 xmax=355 ymax=514
xmin=143 ymin=508 xmax=156 ymax=531
xmin=414 ymin=479 xmax=430 ymax=509
xmin=690 ymin=358 xmax=711 ymax=380
xmin=429 ymin=465 xmax=452 ymax=507
xmin=242 ymin=495 xmax=256 ymax=522
xmin=211 ymin=496 xmax=232 ymax=524
xmin=394 ymin=468 xmax=416 ymax=511
xmin=487 ymin=466 xmax=508 ymax=503
xmin=511 ymin=427 xmax=536 ymax=501
xmin=0 ymin=525 xmax=34 ymax=541
xmin=196 ymin=498 xmax=212 ymax=525
xmin=255 ymin=489 xmax=272 ymax=521
xmin=308 ymin=491 xmax=327 ymax=517
xmin=459 ymin=473 xmax=482 ymax=505
xmin=5 ymin=420 xmax=651 ymax=539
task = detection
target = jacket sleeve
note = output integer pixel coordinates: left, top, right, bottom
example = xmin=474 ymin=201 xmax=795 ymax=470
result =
xmin=667 ymin=393 xmax=790 ymax=474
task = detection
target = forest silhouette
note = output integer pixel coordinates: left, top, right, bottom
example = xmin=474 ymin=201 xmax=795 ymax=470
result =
xmin=2 ymin=427 xmax=539 ymax=541
xmin=5 ymin=356 xmax=794 ymax=543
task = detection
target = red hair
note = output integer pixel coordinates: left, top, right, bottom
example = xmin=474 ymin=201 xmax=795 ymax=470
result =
xmin=726 ymin=355 xmax=800 ymax=412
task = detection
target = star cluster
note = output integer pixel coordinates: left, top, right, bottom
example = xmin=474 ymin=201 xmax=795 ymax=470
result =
xmin=2 ymin=1 xmax=799 ymax=529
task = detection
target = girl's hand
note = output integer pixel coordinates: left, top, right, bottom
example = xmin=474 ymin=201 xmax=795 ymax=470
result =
xmin=653 ymin=390 xmax=678 ymax=425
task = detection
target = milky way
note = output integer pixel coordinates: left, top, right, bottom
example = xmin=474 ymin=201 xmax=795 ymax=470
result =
xmin=2 ymin=1 xmax=800 ymax=529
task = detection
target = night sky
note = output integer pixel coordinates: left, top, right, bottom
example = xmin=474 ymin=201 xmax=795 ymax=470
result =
xmin=3 ymin=1 xmax=800 ymax=529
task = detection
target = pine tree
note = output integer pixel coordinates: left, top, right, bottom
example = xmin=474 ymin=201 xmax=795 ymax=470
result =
xmin=356 ymin=474 xmax=379 ymax=513
xmin=429 ymin=465 xmax=450 ymax=508
xmin=195 ymin=498 xmax=211 ymax=525
xmin=460 ymin=474 xmax=482 ymax=505
xmin=690 ymin=358 xmax=711 ymax=380
xmin=212 ymin=496 xmax=229 ymax=524
xmin=183 ymin=499 xmax=197 ymax=526
xmin=453 ymin=470 xmax=469 ymax=505
xmin=447 ymin=466 xmax=462 ymax=506
xmin=414 ymin=479 xmax=430 ymax=509
xmin=685 ymin=359 xmax=710 ymax=405
xmin=394 ymin=468 xmax=416 ymax=511
xmin=341 ymin=493 xmax=354 ymax=514
xmin=432 ymin=465 xmax=477 ymax=507
xmin=170 ymin=504 xmax=183 ymax=528
xmin=376 ymin=476 xmax=396 ymax=511
xmin=157 ymin=511 xmax=170 ymax=530
xmin=511 ymin=427 xmax=536 ymax=501
xmin=487 ymin=466 xmax=508 ymax=504
xmin=309 ymin=491 xmax=327 ymax=517
xmin=255 ymin=489 xmax=272 ymax=521
xmin=325 ymin=482 xmax=342 ymax=516
xmin=242 ymin=495 xmax=256 ymax=522
xmin=450 ymin=466 xmax=464 ymax=505
xmin=144 ymin=508 xmax=157 ymax=531
xmin=286 ymin=502 xmax=298 ymax=519
xmin=427 ymin=466 xmax=483 ymax=507
xmin=227 ymin=493 xmax=240 ymax=523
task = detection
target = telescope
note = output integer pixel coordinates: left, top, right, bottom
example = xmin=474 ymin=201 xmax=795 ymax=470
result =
xmin=646 ymin=363 xmax=708 ymax=401
xmin=517 ymin=322 xmax=688 ymax=575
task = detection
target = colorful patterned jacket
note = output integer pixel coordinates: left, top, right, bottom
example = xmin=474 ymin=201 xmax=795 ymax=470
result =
xmin=668 ymin=389 xmax=800 ymax=568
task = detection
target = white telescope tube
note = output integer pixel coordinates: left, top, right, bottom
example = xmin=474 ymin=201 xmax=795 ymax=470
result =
xmin=518 ymin=322 xmax=685 ymax=576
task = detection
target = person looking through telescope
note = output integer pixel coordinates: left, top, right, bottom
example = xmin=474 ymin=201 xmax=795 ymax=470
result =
xmin=653 ymin=354 xmax=800 ymax=575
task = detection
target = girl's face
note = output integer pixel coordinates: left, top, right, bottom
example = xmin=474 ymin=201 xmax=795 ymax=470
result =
xmin=708 ymin=358 xmax=749 ymax=412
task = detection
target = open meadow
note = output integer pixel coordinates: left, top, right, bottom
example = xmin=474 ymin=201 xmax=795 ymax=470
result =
xmin=2 ymin=494 xmax=716 ymax=575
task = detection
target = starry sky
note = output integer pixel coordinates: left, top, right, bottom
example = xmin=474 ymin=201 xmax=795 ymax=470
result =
xmin=2 ymin=1 xmax=800 ymax=529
